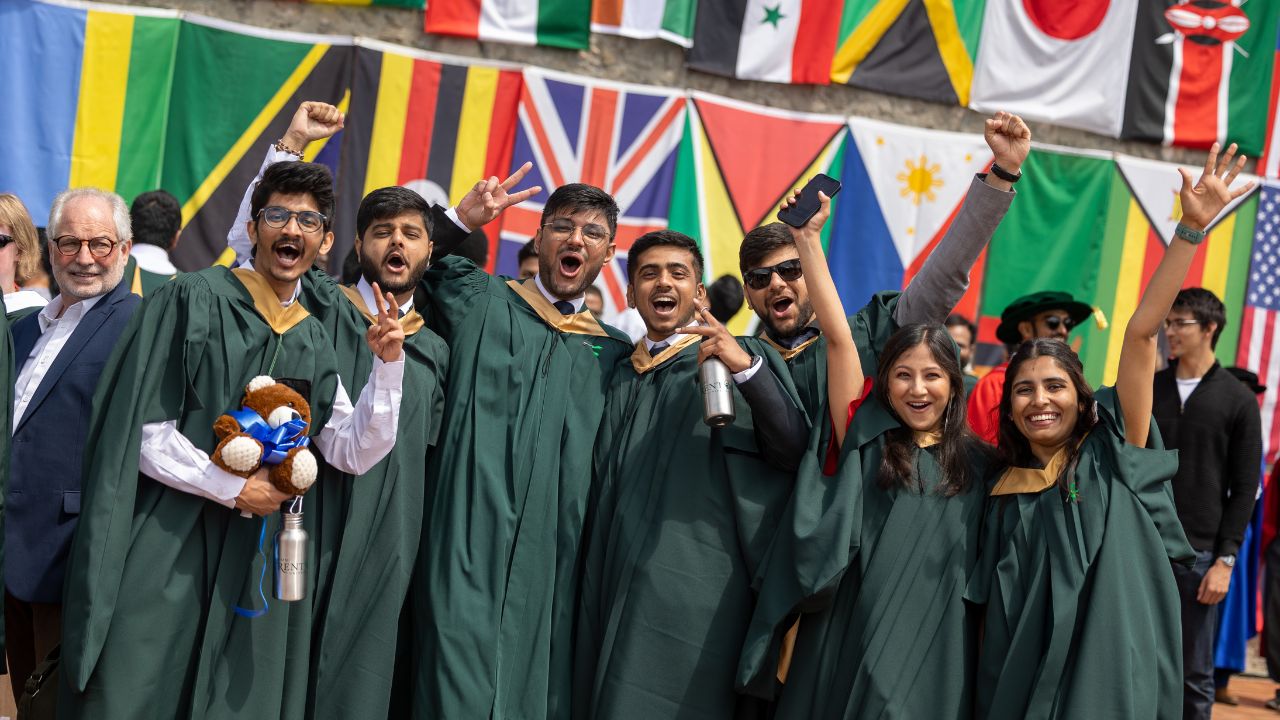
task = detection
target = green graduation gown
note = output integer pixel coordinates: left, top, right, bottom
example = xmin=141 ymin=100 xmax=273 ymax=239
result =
xmin=124 ymin=254 xmax=175 ymax=297
xmin=574 ymin=336 xmax=804 ymax=720
xmin=964 ymin=387 xmax=1195 ymax=720
xmin=738 ymin=390 xmax=989 ymax=719
xmin=406 ymin=257 xmax=633 ymax=720
xmin=59 ymin=267 xmax=341 ymax=720
xmin=295 ymin=271 xmax=448 ymax=719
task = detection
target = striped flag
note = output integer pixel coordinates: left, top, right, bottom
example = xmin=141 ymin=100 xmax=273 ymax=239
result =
xmin=163 ymin=16 xmax=353 ymax=271
xmin=667 ymin=93 xmax=846 ymax=333
xmin=0 ymin=0 xmax=179 ymax=220
xmin=1105 ymin=155 xmax=1260 ymax=381
xmin=495 ymin=68 xmax=686 ymax=317
xmin=1262 ymin=20 xmax=1280 ymax=178
xmin=337 ymin=43 xmax=522 ymax=271
xmin=1237 ymin=182 xmax=1280 ymax=464
xmin=306 ymin=0 xmax=423 ymax=6
xmin=829 ymin=0 xmax=982 ymax=105
xmin=591 ymin=0 xmax=696 ymax=47
xmin=687 ymin=0 xmax=842 ymax=84
xmin=1122 ymin=0 xmax=1280 ymax=154
xmin=425 ymin=0 xmax=593 ymax=49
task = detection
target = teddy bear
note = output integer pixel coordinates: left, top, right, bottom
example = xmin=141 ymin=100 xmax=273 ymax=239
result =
xmin=210 ymin=375 xmax=318 ymax=496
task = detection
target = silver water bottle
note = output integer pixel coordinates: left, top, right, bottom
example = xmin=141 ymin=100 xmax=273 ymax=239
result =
xmin=699 ymin=356 xmax=736 ymax=427
xmin=274 ymin=510 xmax=308 ymax=602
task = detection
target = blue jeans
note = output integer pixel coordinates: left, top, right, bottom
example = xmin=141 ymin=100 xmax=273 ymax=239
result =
xmin=1173 ymin=550 xmax=1217 ymax=720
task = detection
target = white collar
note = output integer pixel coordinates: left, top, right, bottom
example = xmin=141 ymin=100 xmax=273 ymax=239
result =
xmin=356 ymin=276 xmax=414 ymax=317
xmin=38 ymin=292 xmax=106 ymax=331
xmin=644 ymin=331 xmax=695 ymax=352
xmin=240 ymin=259 xmax=302 ymax=307
xmin=4 ymin=290 xmax=48 ymax=315
xmin=534 ymin=274 xmax=584 ymax=313
xmin=130 ymin=244 xmax=178 ymax=275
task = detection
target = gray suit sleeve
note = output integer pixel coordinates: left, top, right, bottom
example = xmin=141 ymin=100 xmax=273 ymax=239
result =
xmin=738 ymin=361 xmax=808 ymax=472
xmin=894 ymin=175 xmax=1014 ymax=326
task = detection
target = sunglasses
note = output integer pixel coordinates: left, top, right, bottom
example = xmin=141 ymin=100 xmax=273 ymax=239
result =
xmin=0 ymin=234 xmax=11 ymax=249
xmin=744 ymin=259 xmax=803 ymax=290
xmin=1040 ymin=314 xmax=1076 ymax=332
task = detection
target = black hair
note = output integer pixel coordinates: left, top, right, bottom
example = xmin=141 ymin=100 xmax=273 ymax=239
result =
xmin=708 ymin=274 xmax=744 ymax=323
xmin=518 ymin=239 xmax=538 ymax=263
xmin=997 ymin=338 xmax=1098 ymax=477
xmin=944 ymin=314 xmax=977 ymax=342
xmin=1171 ymin=287 xmax=1227 ymax=348
xmin=356 ymin=186 xmax=433 ymax=240
xmin=249 ymin=161 xmax=336 ymax=232
xmin=739 ymin=222 xmax=793 ymax=275
xmin=875 ymin=324 xmax=981 ymax=496
xmin=129 ymin=190 xmax=181 ymax=249
xmin=627 ymin=229 xmax=704 ymax=283
xmin=540 ymin=183 xmax=618 ymax=239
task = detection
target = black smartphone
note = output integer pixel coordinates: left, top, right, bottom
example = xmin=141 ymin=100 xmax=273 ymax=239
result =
xmin=777 ymin=173 xmax=842 ymax=228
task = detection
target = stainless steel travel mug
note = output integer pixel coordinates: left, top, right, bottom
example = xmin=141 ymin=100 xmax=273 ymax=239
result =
xmin=274 ymin=511 xmax=307 ymax=602
xmin=699 ymin=356 xmax=736 ymax=427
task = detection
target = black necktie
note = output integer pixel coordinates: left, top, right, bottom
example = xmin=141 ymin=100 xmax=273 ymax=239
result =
xmin=553 ymin=300 xmax=575 ymax=315
xmin=651 ymin=341 xmax=670 ymax=354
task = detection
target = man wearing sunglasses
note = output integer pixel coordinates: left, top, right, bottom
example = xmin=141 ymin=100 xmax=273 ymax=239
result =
xmin=6 ymin=187 xmax=141 ymax=697
xmin=1151 ymin=287 xmax=1261 ymax=719
xmin=738 ymin=110 xmax=1031 ymax=424
xmin=966 ymin=289 xmax=1093 ymax=443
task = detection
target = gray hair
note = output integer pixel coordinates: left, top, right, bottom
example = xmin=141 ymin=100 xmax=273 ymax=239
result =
xmin=47 ymin=187 xmax=133 ymax=243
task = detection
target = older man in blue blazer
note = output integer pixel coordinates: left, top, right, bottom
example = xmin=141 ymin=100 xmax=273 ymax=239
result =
xmin=6 ymin=188 xmax=141 ymax=693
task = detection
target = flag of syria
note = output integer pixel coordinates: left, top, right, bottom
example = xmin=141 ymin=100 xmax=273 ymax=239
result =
xmin=1122 ymin=0 xmax=1271 ymax=151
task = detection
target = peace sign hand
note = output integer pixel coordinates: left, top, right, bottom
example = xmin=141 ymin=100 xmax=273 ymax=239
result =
xmin=456 ymin=162 xmax=543 ymax=231
xmin=366 ymin=281 xmax=405 ymax=363
xmin=677 ymin=306 xmax=753 ymax=374
xmin=1178 ymin=142 xmax=1255 ymax=231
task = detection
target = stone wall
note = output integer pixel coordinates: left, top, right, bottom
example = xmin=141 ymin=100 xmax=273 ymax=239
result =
xmin=100 ymin=0 xmax=1205 ymax=165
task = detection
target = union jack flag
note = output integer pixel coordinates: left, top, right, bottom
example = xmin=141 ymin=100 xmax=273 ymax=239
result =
xmin=1238 ymin=182 xmax=1280 ymax=464
xmin=497 ymin=67 xmax=686 ymax=317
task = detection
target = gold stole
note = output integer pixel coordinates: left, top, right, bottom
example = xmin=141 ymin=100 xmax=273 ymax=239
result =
xmin=990 ymin=445 xmax=1071 ymax=496
xmin=231 ymin=268 xmax=311 ymax=334
xmin=338 ymin=284 xmax=425 ymax=336
xmin=760 ymin=330 xmax=822 ymax=362
xmin=629 ymin=334 xmax=701 ymax=374
xmin=506 ymin=279 xmax=611 ymax=338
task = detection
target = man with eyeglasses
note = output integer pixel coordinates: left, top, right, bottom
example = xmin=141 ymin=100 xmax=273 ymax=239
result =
xmin=1152 ymin=287 xmax=1261 ymax=719
xmin=5 ymin=187 xmax=141 ymax=696
xmin=59 ymin=160 xmax=408 ymax=718
xmin=966 ymin=290 xmax=1093 ymax=443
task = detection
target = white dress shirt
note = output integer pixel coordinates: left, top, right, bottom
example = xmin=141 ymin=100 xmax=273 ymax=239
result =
xmin=137 ymin=269 xmax=405 ymax=508
xmin=13 ymin=294 xmax=105 ymax=429
xmin=357 ymin=276 xmax=413 ymax=318
xmin=130 ymin=243 xmax=179 ymax=276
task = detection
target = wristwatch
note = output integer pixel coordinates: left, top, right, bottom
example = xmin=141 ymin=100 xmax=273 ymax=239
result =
xmin=1217 ymin=555 xmax=1236 ymax=568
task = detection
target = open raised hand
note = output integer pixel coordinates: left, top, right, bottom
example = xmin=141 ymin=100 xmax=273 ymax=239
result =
xmin=366 ymin=281 xmax=405 ymax=363
xmin=1178 ymin=142 xmax=1255 ymax=231
xmin=457 ymin=161 xmax=543 ymax=231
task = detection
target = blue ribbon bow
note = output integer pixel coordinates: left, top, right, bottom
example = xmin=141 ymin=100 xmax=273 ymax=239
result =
xmin=226 ymin=407 xmax=310 ymax=465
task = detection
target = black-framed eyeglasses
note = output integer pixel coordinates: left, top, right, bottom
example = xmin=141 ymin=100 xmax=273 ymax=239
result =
xmin=1041 ymin=314 xmax=1076 ymax=332
xmin=541 ymin=219 xmax=610 ymax=245
xmin=258 ymin=206 xmax=327 ymax=234
xmin=1163 ymin=318 xmax=1200 ymax=330
xmin=52 ymin=235 xmax=118 ymax=258
xmin=0 ymin=234 xmax=12 ymax=249
xmin=744 ymin=259 xmax=803 ymax=290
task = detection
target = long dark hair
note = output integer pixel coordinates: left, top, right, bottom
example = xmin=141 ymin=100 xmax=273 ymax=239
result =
xmin=874 ymin=324 xmax=978 ymax=496
xmin=996 ymin=338 xmax=1098 ymax=482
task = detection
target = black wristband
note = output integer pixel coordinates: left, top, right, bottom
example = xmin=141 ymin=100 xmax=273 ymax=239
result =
xmin=990 ymin=162 xmax=1022 ymax=183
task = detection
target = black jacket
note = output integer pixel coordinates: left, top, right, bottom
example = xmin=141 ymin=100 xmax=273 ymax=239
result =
xmin=1152 ymin=361 xmax=1262 ymax=557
